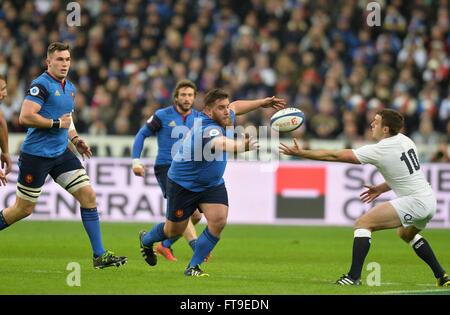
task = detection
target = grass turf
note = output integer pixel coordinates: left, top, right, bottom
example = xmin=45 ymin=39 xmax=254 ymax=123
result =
xmin=0 ymin=221 xmax=449 ymax=295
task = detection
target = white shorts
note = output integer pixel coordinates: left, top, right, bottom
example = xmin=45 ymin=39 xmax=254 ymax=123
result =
xmin=390 ymin=194 xmax=437 ymax=230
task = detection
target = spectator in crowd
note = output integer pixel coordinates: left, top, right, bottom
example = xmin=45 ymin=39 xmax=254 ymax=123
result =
xmin=430 ymin=138 xmax=450 ymax=163
xmin=0 ymin=0 xmax=448 ymax=147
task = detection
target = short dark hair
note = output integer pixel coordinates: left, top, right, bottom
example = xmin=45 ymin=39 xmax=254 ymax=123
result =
xmin=173 ymin=79 xmax=197 ymax=99
xmin=204 ymin=88 xmax=229 ymax=107
xmin=377 ymin=109 xmax=404 ymax=135
xmin=0 ymin=74 xmax=5 ymax=82
xmin=47 ymin=42 xmax=70 ymax=57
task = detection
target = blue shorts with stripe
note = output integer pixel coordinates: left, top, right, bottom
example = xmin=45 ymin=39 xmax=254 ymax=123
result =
xmin=166 ymin=178 xmax=228 ymax=222
xmin=18 ymin=148 xmax=83 ymax=188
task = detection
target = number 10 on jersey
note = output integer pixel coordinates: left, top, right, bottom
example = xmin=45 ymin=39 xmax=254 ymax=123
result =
xmin=400 ymin=149 xmax=420 ymax=174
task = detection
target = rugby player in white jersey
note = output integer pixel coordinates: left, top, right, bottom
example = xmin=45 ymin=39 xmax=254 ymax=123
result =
xmin=280 ymin=108 xmax=450 ymax=286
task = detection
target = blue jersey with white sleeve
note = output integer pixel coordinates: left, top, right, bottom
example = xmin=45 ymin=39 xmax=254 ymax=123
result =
xmin=168 ymin=110 xmax=236 ymax=192
xmin=21 ymin=72 xmax=76 ymax=158
xmin=132 ymin=106 xmax=200 ymax=166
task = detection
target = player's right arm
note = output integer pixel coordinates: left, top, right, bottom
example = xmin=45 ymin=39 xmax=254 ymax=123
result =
xmin=210 ymin=134 xmax=259 ymax=153
xmin=19 ymin=99 xmax=71 ymax=129
xmin=0 ymin=109 xmax=12 ymax=175
xmin=132 ymin=114 xmax=161 ymax=177
xmin=279 ymin=138 xmax=360 ymax=163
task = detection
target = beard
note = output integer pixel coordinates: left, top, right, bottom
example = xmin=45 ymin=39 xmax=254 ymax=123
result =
xmin=217 ymin=116 xmax=232 ymax=128
xmin=175 ymin=100 xmax=192 ymax=113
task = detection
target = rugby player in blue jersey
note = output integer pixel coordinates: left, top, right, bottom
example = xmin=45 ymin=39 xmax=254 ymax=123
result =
xmin=0 ymin=42 xmax=127 ymax=269
xmin=139 ymin=88 xmax=286 ymax=276
xmin=0 ymin=74 xmax=12 ymax=185
xmin=132 ymin=80 xmax=205 ymax=262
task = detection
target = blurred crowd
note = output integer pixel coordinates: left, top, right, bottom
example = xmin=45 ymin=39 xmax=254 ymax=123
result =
xmin=0 ymin=0 xmax=449 ymax=160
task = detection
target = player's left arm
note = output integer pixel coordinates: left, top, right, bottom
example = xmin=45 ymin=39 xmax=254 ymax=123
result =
xmin=360 ymin=182 xmax=391 ymax=203
xmin=229 ymin=96 xmax=286 ymax=115
xmin=68 ymin=119 xmax=92 ymax=160
xmin=132 ymin=114 xmax=161 ymax=177
xmin=279 ymin=138 xmax=361 ymax=164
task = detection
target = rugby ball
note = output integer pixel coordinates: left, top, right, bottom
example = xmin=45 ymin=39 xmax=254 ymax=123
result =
xmin=270 ymin=108 xmax=305 ymax=132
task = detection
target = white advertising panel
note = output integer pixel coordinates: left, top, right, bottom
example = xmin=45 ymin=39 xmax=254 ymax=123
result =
xmin=0 ymin=158 xmax=276 ymax=224
xmin=1 ymin=158 xmax=449 ymax=228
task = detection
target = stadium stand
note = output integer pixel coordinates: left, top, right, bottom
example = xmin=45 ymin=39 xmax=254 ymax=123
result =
xmin=0 ymin=0 xmax=448 ymax=162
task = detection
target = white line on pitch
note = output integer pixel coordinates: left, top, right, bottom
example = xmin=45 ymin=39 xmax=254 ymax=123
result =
xmin=375 ymin=289 xmax=450 ymax=294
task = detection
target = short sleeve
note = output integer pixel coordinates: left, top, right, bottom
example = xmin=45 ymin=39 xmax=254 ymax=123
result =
xmin=25 ymin=83 xmax=49 ymax=106
xmin=146 ymin=114 xmax=162 ymax=133
xmin=202 ymin=125 xmax=224 ymax=146
xmin=353 ymin=144 xmax=380 ymax=165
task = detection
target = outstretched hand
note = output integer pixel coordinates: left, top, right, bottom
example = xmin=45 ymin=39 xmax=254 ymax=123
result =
xmin=242 ymin=133 xmax=259 ymax=151
xmin=279 ymin=138 xmax=302 ymax=157
xmin=360 ymin=184 xmax=382 ymax=203
xmin=261 ymin=96 xmax=286 ymax=111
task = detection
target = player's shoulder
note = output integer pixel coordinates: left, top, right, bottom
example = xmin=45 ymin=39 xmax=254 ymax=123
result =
xmin=378 ymin=133 xmax=411 ymax=147
xmin=30 ymin=72 xmax=51 ymax=88
xmin=192 ymin=108 xmax=201 ymax=116
xmin=203 ymin=125 xmax=222 ymax=138
xmin=155 ymin=105 xmax=176 ymax=115
xmin=201 ymin=116 xmax=222 ymax=135
xmin=397 ymin=133 xmax=414 ymax=144
xmin=155 ymin=106 xmax=173 ymax=118
xmin=27 ymin=73 xmax=51 ymax=99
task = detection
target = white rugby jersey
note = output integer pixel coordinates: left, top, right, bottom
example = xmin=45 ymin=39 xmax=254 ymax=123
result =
xmin=353 ymin=133 xmax=433 ymax=197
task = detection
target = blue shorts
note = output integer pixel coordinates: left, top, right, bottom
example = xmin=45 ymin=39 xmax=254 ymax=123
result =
xmin=166 ymin=178 xmax=228 ymax=222
xmin=18 ymin=148 xmax=83 ymax=188
xmin=154 ymin=164 xmax=170 ymax=198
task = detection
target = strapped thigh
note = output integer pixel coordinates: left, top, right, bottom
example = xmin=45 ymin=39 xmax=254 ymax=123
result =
xmin=16 ymin=183 xmax=42 ymax=203
xmin=55 ymin=168 xmax=91 ymax=194
xmin=49 ymin=148 xmax=91 ymax=194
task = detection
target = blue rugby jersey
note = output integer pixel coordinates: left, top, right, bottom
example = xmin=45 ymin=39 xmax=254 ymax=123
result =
xmin=21 ymin=72 xmax=76 ymax=157
xmin=132 ymin=106 xmax=200 ymax=166
xmin=168 ymin=110 xmax=236 ymax=192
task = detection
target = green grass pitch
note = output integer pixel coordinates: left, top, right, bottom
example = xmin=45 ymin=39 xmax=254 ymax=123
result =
xmin=0 ymin=221 xmax=449 ymax=295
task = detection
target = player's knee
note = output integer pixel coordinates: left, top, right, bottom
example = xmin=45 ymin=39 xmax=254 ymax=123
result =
xmin=190 ymin=211 xmax=202 ymax=225
xmin=397 ymin=228 xmax=412 ymax=242
xmin=210 ymin=218 xmax=227 ymax=233
xmin=164 ymin=225 xmax=183 ymax=238
xmin=84 ymin=188 xmax=97 ymax=204
xmin=76 ymin=186 xmax=97 ymax=206
xmin=354 ymin=217 xmax=368 ymax=229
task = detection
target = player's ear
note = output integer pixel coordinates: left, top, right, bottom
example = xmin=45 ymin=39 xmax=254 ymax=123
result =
xmin=203 ymin=105 xmax=212 ymax=116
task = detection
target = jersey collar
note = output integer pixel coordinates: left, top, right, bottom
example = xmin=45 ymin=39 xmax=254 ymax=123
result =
xmin=45 ymin=71 xmax=65 ymax=83
xmin=172 ymin=104 xmax=192 ymax=121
